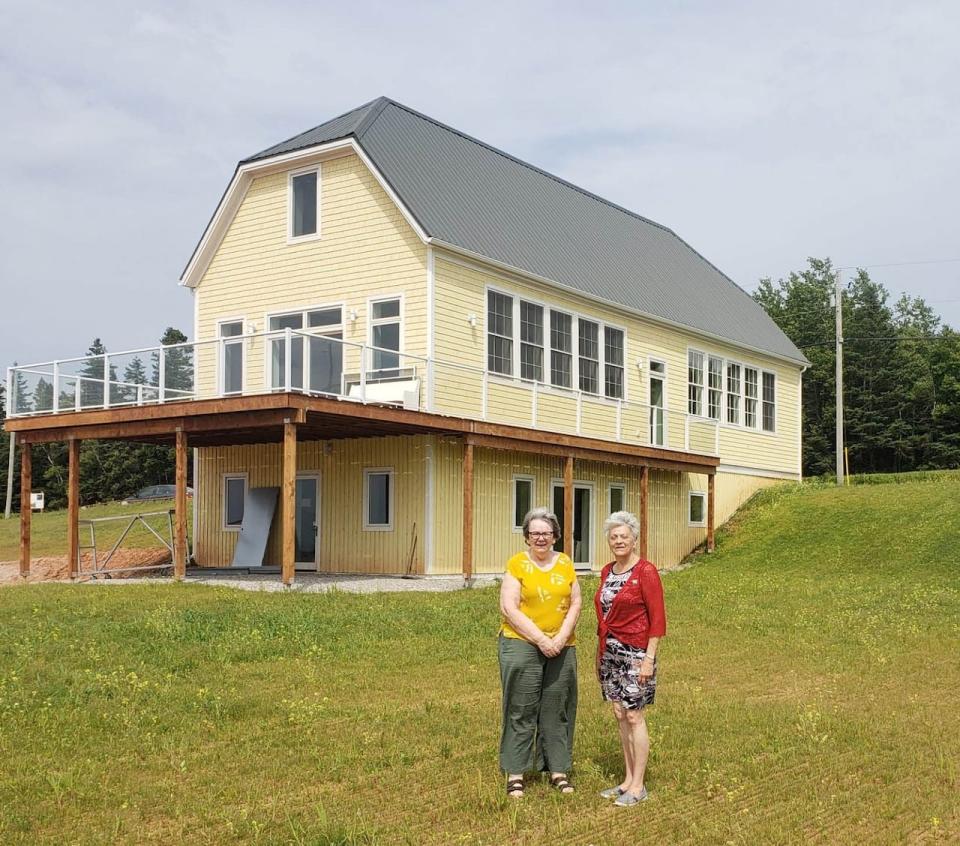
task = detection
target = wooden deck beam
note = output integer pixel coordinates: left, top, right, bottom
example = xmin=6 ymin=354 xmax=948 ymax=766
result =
xmin=707 ymin=473 xmax=716 ymax=553
xmin=462 ymin=441 xmax=474 ymax=581
xmin=67 ymin=439 xmax=79 ymax=578
xmin=174 ymin=429 xmax=188 ymax=580
xmin=281 ymin=420 xmax=297 ymax=586
xmin=563 ymin=456 xmax=574 ymax=559
xmin=640 ymin=465 xmax=649 ymax=560
xmin=19 ymin=442 xmax=31 ymax=578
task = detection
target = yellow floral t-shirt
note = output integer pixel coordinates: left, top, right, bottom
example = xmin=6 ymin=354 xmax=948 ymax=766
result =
xmin=500 ymin=551 xmax=577 ymax=644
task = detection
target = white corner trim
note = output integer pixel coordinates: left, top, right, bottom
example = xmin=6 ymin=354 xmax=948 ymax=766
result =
xmin=424 ymin=439 xmax=434 ymax=574
xmin=180 ymin=138 xmax=428 ymax=289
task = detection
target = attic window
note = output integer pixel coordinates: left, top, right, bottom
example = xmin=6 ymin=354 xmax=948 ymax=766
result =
xmin=290 ymin=169 xmax=319 ymax=239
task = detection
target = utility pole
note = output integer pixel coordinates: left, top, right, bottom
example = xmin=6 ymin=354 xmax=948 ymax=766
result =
xmin=835 ymin=269 xmax=845 ymax=486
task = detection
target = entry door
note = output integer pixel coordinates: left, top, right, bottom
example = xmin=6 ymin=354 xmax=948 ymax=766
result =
xmin=295 ymin=475 xmax=320 ymax=568
xmin=552 ymin=483 xmax=593 ymax=566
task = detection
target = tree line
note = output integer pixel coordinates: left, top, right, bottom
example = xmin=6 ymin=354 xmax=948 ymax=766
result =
xmin=754 ymin=258 xmax=960 ymax=476
xmin=1 ymin=328 xmax=193 ymax=511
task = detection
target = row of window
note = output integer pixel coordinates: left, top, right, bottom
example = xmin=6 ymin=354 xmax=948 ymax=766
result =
xmin=688 ymin=350 xmax=777 ymax=432
xmin=488 ymin=290 xmax=625 ymax=399
xmin=223 ymin=469 xmax=394 ymax=532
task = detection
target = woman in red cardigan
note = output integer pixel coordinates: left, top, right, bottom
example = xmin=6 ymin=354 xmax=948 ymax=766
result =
xmin=594 ymin=510 xmax=666 ymax=807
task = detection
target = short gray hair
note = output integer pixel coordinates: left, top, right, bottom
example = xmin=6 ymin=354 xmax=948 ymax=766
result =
xmin=604 ymin=510 xmax=641 ymax=541
xmin=522 ymin=507 xmax=561 ymax=540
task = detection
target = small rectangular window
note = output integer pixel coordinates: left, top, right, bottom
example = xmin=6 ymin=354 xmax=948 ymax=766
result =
xmin=549 ymin=310 xmax=572 ymax=388
xmin=513 ymin=477 xmax=534 ymax=529
xmin=370 ymin=298 xmax=401 ymax=375
xmin=519 ymin=301 xmax=544 ymax=382
xmin=762 ymin=372 xmax=776 ymax=432
xmin=604 ymin=327 xmax=624 ymax=399
xmin=688 ymin=491 xmax=706 ymax=527
xmin=223 ymin=475 xmax=247 ymax=530
xmin=487 ymin=291 xmax=513 ymax=375
xmin=364 ymin=469 xmax=394 ymax=530
xmin=219 ymin=321 xmax=244 ymax=395
xmin=726 ymin=363 xmax=741 ymax=425
xmin=578 ymin=319 xmax=600 ymax=394
xmin=291 ymin=170 xmax=318 ymax=238
xmin=688 ymin=350 xmax=704 ymax=416
xmin=609 ymin=484 xmax=626 ymax=515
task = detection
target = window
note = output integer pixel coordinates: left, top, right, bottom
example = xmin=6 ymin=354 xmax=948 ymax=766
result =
xmin=219 ymin=320 xmax=244 ymax=395
xmin=290 ymin=169 xmax=319 ymax=238
xmin=688 ymin=491 xmax=706 ymax=527
xmin=363 ymin=469 xmax=394 ymax=530
xmin=223 ymin=475 xmax=247 ymax=530
xmin=688 ymin=350 xmax=704 ymax=416
xmin=604 ymin=327 xmax=624 ymax=399
xmin=270 ymin=307 xmax=343 ymax=392
xmin=608 ymin=484 xmax=626 ymax=515
xmin=707 ymin=356 xmax=723 ymax=420
xmin=370 ymin=298 xmax=401 ymax=376
xmin=578 ymin=318 xmax=600 ymax=394
xmin=487 ymin=290 xmax=513 ymax=375
xmin=762 ymin=372 xmax=776 ymax=432
xmin=513 ymin=476 xmax=534 ymax=529
xmin=519 ymin=301 xmax=544 ymax=382
xmin=726 ymin=363 xmax=741 ymax=425
xmin=549 ymin=310 xmax=572 ymax=388
xmin=744 ymin=367 xmax=759 ymax=428
xmin=649 ymin=359 xmax=666 ymax=446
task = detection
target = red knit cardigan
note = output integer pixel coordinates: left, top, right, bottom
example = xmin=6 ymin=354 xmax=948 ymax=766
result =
xmin=594 ymin=559 xmax=667 ymax=666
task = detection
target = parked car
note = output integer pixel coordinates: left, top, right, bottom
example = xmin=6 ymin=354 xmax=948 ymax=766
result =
xmin=123 ymin=485 xmax=194 ymax=503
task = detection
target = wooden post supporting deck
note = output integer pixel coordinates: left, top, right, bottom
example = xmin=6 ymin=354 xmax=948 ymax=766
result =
xmin=707 ymin=472 xmax=716 ymax=553
xmin=282 ymin=420 xmax=297 ymax=586
xmin=19 ymin=442 xmax=31 ymax=578
xmin=67 ymin=438 xmax=80 ymax=578
xmin=174 ymin=429 xmax=188 ymax=580
xmin=462 ymin=441 xmax=474 ymax=581
xmin=640 ymin=465 xmax=649 ymax=560
xmin=563 ymin=456 xmax=574 ymax=558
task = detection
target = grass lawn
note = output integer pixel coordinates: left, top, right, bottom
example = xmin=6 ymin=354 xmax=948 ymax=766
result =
xmin=1 ymin=475 xmax=958 ymax=844
xmin=0 ymin=499 xmax=193 ymax=561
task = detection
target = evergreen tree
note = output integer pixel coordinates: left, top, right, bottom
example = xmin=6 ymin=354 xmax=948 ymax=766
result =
xmin=79 ymin=338 xmax=107 ymax=408
xmin=122 ymin=356 xmax=148 ymax=405
xmin=153 ymin=327 xmax=194 ymax=400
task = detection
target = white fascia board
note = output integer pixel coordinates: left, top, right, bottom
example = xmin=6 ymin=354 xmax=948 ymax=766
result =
xmin=179 ymin=138 xmax=428 ymax=289
xmin=716 ymin=463 xmax=800 ymax=480
xmin=428 ymin=238 xmax=809 ymax=371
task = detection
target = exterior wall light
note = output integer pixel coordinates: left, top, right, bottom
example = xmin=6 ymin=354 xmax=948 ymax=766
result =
xmin=467 ymin=313 xmax=478 ymax=327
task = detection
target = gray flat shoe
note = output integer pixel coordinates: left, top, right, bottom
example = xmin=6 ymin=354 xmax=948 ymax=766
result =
xmin=599 ymin=785 xmax=625 ymax=799
xmin=613 ymin=787 xmax=649 ymax=806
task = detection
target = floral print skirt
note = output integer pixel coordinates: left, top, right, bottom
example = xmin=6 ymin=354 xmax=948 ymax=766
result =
xmin=598 ymin=636 xmax=657 ymax=710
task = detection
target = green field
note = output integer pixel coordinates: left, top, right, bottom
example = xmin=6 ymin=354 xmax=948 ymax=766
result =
xmin=0 ymin=499 xmax=192 ymax=561
xmin=1 ymin=476 xmax=958 ymax=844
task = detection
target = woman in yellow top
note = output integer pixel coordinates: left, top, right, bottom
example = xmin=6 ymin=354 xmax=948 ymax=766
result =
xmin=499 ymin=507 xmax=582 ymax=798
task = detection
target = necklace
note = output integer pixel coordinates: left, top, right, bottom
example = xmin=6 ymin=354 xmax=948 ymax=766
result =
xmin=611 ymin=556 xmax=638 ymax=576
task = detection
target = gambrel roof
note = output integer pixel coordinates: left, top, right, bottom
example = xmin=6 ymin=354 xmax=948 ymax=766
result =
xmin=234 ymin=97 xmax=806 ymax=365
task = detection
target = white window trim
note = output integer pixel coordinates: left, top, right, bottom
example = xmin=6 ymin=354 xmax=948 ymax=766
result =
xmin=263 ymin=302 xmax=345 ymax=391
xmin=287 ymin=165 xmax=322 ymax=243
xmin=608 ymin=483 xmax=627 ymax=516
xmin=367 ymin=293 xmax=405 ymax=373
xmin=550 ymin=478 xmax=596 ymax=565
xmin=688 ymin=490 xmax=707 ymax=527
xmin=484 ymin=283 xmax=630 ymax=402
xmin=648 ymin=356 xmax=668 ymax=447
xmin=761 ymin=370 xmax=778 ymax=434
xmin=217 ymin=316 xmax=247 ymax=397
xmin=222 ymin=473 xmax=248 ymax=532
xmin=512 ymin=474 xmax=535 ymax=532
xmin=724 ymin=359 xmax=743 ymax=427
xmin=363 ymin=467 xmax=395 ymax=531
xmin=686 ymin=345 xmax=778 ymax=437
xmin=518 ymin=299 xmax=547 ymax=384
xmin=549 ymin=307 xmax=575 ymax=390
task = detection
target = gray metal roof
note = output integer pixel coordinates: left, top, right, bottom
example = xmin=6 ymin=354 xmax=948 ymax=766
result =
xmin=244 ymin=98 xmax=807 ymax=365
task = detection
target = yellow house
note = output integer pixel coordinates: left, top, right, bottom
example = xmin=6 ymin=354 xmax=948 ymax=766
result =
xmin=6 ymin=97 xmax=807 ymax=582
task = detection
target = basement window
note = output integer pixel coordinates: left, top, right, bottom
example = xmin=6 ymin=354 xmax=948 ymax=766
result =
xmin=223 ymin=474 xmax=247 ymax=530
xmin=364 ymin=468 xmax=394 ymax=531
xmin=513 ymin=476 xmax=534 ymax=530
xmin=688 ymin=491 xmax=706 ymax=527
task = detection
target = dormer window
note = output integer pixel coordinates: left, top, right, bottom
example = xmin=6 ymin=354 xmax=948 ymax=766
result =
xmin=289 ymin=168 xmax=319 ymax=239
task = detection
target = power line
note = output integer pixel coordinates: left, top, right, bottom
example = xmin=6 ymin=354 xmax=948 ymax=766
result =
xmin=836 ymin=258 xmax=960 ymax=271
xmin=798 ymin=335 xmax=945 ymax=349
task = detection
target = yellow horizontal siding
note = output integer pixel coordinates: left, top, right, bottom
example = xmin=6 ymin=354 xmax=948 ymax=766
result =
xmin=195 ymin=152 xmax=427 ymax=398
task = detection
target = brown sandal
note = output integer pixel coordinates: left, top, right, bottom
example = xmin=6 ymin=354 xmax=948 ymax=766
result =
xmin=550 ymin=774 xmax=574 ymax=794
xmin=506 ymin=778 xmax=525 ymax=798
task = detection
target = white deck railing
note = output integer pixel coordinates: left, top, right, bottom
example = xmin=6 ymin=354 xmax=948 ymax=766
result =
xmin=6 ymin=329 xmax=720 ymax=455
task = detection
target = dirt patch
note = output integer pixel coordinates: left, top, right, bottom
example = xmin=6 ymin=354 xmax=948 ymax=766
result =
xmin=0 ymin=548 xmax=172 ymax=585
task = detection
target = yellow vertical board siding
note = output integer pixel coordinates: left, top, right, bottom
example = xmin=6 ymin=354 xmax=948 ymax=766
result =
xmin=429 ymin=442 xmax=790 ymax=573
xmin=195 ymin=152 xmax=427 ymax=398
xmin=433 ymin=251 xmax=802 ymax=475
xmin=195 ymin=436 xmax=427 ymax=573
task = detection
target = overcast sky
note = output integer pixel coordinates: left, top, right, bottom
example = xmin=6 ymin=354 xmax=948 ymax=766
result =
xmin=2 ymin=0 xmax=958 ymax=373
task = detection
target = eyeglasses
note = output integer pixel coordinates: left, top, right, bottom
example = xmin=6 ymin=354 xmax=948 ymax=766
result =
xmin=527 ymin=532 xmax=555 ymax=539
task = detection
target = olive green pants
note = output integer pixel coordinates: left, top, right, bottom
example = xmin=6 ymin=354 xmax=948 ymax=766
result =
xmin=498 ymin=636 xmax=578 ymax=774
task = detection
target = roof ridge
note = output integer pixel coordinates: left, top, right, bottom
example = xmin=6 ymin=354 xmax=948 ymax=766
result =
xmin=376 ymin=98 xmax=676 ymax=238
xmin=242 ymin=97 xmax=383 ymax=162
xmin=353 ymin=96 xmax=392 ymax=140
